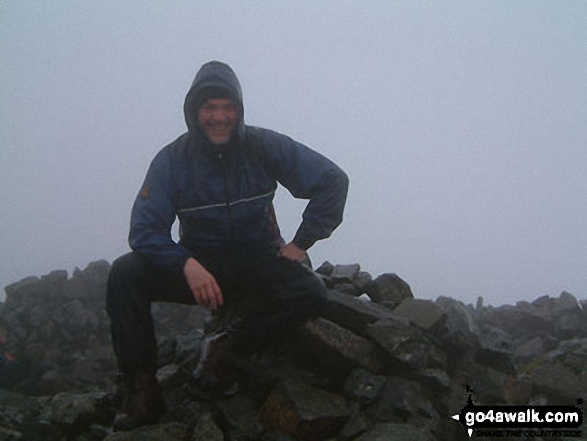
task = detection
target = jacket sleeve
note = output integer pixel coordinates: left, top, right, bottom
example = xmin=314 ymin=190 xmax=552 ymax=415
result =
xmin=128 ymin=148 xmax=192 ymax=271
xmin=258 ymin=129 xmax=349 ymax=250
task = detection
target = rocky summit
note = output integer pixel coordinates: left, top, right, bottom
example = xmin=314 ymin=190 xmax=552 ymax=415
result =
xmin=0 ymin=260 xmax=586 ymax=440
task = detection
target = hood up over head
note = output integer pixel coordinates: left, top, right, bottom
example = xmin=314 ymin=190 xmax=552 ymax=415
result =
xmin=184 ymin=61 xmax=245 ymax=147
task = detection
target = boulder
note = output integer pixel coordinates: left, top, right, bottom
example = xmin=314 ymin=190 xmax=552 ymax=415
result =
xmin=259 ymin=378 xmax=351 ymax=440
xmin=391 ymin=298 xmax=447 ymax=334
xmin=324 ymin=289 xmax=395 ymax=334
xmin=365 ymin=273 xmax=413 ymax=306
xmin=366 ymin=317 xmax=447 ymax=373
xmin=300 ymin=318 xmax=384 ymax=375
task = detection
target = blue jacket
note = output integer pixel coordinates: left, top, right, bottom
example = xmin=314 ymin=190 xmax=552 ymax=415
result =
xmin=129 ymin=61 xmax=349 ymax=270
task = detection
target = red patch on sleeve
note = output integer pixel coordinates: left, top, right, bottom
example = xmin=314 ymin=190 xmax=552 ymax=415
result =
xmin=140 ymin=187 xmax=151 ymax=199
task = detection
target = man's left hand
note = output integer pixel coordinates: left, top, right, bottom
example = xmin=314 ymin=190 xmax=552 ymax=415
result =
xmin=280 ymin=242 xmax=307 ymax=262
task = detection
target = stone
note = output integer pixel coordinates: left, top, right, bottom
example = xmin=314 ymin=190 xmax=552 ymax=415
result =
xmin=331 ymin=264 xmax=361 ymax=284
xmin=315 ymin=261 xmax=334 ymax=276
xmin=157 ymin=337 xmax=177 ymax=368
xmin=192 ymin=412 xmax=223 ymax=441
xmin=337 ymin=409 xmax=369 ymax=441
xmin=335 ymin=283 xmax=362 ymax=297
xmin=478 ymin=305 xmax=552 ymax=341
xmin=365 ymin=273 xmax=413 ymax=305
xmin=391 ymin=298 xmax=447 ymax=334
xmin=37 ymin=391 xmax=112 ymax=427
xmin=324 ymin=289 xmax=395 ymax=334
xmin=514 ymin=336 xmax=551 ymax=363
xmin=352 ymin=272 xmax=373 ymax=293
xmin=103 ymin=422 xmax=190 ymax=441
xmin=355 ymin=422 xmax=438 ymax=441
xmin=475 ymin=325 xmax=515 ymax=374
xmin=364 ymin=376 xmax=439 ymax=423
xmin=259 ymin=379 xmax=350 ymax=440
xmin=343 ymin=368 xmax=386 ymax=405
xmin=525 ymin=338 xmax=587 ymax=403
xmin=366 ymin=318 xmax=447 ymax=372
xmin=300 ymin=318 xmax=384 ymax=375
xmin=217 ymin=396 xmax=263 ymax=441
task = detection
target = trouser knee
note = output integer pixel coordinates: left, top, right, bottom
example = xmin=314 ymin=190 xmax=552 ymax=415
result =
xmin=106 ymin=252 xmax=150 ymax=317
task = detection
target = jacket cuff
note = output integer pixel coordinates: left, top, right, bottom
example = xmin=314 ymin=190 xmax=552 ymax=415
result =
xmin=292 ymin=231 xmax=317 ymax=251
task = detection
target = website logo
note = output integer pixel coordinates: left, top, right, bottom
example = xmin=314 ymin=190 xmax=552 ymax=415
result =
xmin=451 ymin=387 xmax=583 ymax=438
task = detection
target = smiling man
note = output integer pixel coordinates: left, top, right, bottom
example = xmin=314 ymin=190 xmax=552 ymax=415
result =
xmin=106 ymin=61 xmax=348 ymax=430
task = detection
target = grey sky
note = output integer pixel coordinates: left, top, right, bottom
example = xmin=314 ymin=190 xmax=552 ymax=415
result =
xmin=1 ymin=1 xmax=585 ymax=306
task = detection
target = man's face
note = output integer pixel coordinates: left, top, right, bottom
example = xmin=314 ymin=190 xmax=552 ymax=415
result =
xmin=197 ymin=98 xmax=239 ymax=145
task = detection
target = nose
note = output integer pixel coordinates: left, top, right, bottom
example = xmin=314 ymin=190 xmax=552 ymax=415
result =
xmin=210 ymin=107 xmax=230 ymax=122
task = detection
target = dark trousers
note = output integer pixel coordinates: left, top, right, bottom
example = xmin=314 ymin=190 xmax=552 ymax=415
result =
xmin=106 ymin=251 xmax=327 ymax=374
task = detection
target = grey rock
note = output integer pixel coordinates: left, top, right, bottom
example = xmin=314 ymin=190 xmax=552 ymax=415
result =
xmin=315 ymin=261 xmax=334 ymax=276
xmin=324 ymin=289 xmax=395 ymax=334
xmin=366 ymin=318 xmax=447 ymax=372
xmin=192 ymin=412 xmax=223 ymax=441
xmin=366 ymin=273 xmax=413 ymax=304
xmin=337 ymin=409 xmax=369 ymax=441
xmin=37 ymin=391 xmax=112 ymax=427
xmin=217 ymin=395 xmax=263 ymax=441
xmin=103 ymin=422 xmax=189 ymax=441
xmin=353 ymin=271 xmax=373 ymax=293
xmin=364 ymin=376 xmax=439 ymax=423
xmin=335 ymin=283 xmax=362 ymax=297
xmin=300 ymin=318 xmax=384 ymax=374
xmin=475 ymin=325 xmax=515 ymax=374
xmin=344 ymin=368 xmax=386 ymax=405
xmin=157 ymin=337 xmax=177 ymax=368
xmin=355 ymin=423 xmax=439 ymax=441
xmin=259 ymin=378 xmax=350 ymax=440
xmin=392 ymin=298 xmax=447 ymax=334
xmin=331 ymin=264 xmax=361 ymax=284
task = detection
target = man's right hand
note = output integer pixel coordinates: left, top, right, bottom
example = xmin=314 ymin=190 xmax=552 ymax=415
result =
xmin=183 ymin=258 xmax=223 ymax=310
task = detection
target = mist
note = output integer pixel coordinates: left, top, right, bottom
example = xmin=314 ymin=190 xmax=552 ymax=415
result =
xmin=1 ymin=1 xmax=585 ymax=306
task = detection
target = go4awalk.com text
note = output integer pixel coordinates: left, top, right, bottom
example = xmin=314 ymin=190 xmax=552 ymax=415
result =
xmin=452 ymin=394 xmax=583 ymax=438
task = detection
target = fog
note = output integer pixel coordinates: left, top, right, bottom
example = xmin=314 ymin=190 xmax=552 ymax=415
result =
xmin=1 ymin=1 xmax=585 ymax=306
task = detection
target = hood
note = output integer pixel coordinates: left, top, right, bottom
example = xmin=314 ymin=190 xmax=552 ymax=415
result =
xmin=184 ymin=61 xmax=245 ymax=147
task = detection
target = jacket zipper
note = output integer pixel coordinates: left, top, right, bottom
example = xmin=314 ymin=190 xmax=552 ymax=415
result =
xmin=218 ymin=152 xmax=235 ymax=240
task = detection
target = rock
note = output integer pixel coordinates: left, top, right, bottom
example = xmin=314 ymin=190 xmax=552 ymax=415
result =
xmin=434 ymin=296 xmax=478 ymax=355
xmin=192 ymin=412 xmax=223 ymax=441
xmin=331 ymin=264 xmax=361 ymax=284
xmin=217 ymin=395 xmax=263 ymax=441
xmin=525 ymin=338 xmax=587 ymax=403
xmin=354 ymin=422 xmax=438 ymax=441
xmin=315 ymin=261 xmax=334 ymax=276
xmin=324 ymin=289 xmax=395 ymax=334
xmin=259 ymin=379 xmax=350 ymax=440
xmin=366 ymin=318 xmax=447 ymax=373
xmin=391 ymin=298 xmax=447 ymax=334
xmin=157 ymin=337 xmax=177 ymax=368
xmin=343 ymin=368 xmax=386 ymax=405
xmin=475 ymin=325 xmax=515 ymax=374
xmin=1 ymin=260 xmax=586 ymax=440
xmin=37 ymin=391 xmax=112 ymax=427
xmin=363 ymin=376 xmax=439 ymax=423
xmin=514 ymin=336 xmax=556 ymax=364
xmin=365 ymin=273 xmax=413 ymax=305
xmin=352 ymin=272 xmax=373 ymax=294
xmin=335 ymin=283 xmax=362 ymax=297
xmin=300 ymin=318 xmax=384 ymax=375
xmin=478 ymin=304 xmax=552 ymax=341
xmin=337 ymin=409 xmax=369 ymax=440
xmin=103 ymin=421 xmax=190 ymax=441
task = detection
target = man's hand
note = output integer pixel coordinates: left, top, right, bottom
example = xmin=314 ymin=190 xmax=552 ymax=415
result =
xmin=280 ymin=242 xmax=307 ymax=262
xmin=183 ymin=258 xmax=223 ymax=310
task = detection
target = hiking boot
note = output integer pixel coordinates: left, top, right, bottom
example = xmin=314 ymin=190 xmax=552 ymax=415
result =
xmin=192 ymin=331 xmax=236 ymax=390
xmin=112 ymin=372 xmax=166 ymax=431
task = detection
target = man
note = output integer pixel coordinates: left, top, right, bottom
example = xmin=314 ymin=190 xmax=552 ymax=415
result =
xmin=106 ymin=61 xmax=348 ymax=431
